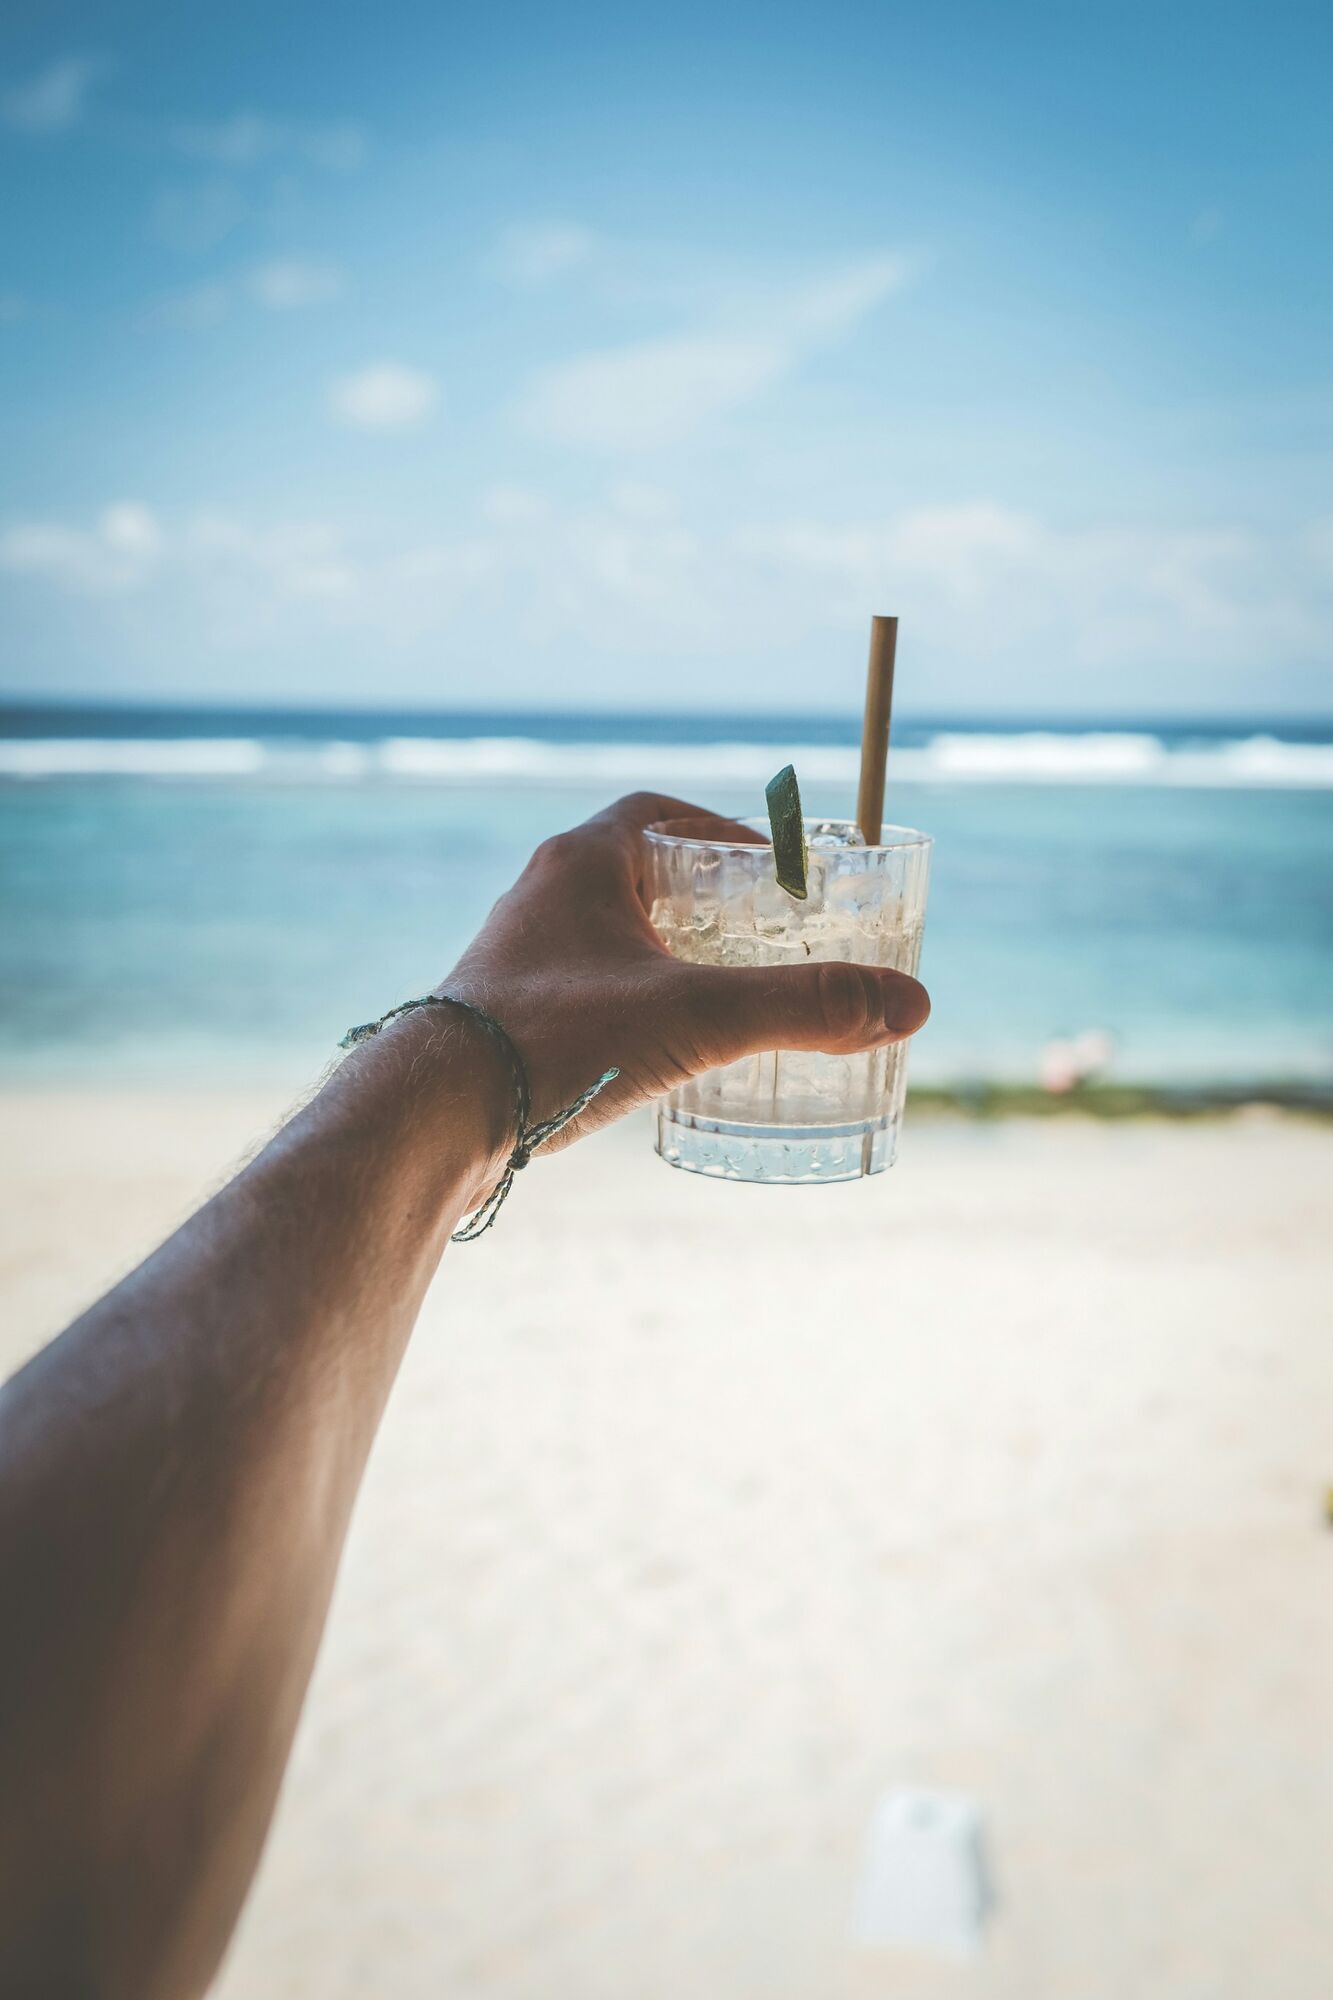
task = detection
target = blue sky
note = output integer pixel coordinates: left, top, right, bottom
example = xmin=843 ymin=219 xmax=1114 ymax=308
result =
xmin=1 ymin=0 xmax=1330 ymax=715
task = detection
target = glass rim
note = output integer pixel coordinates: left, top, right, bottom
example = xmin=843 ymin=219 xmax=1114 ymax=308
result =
xmin=644 ymin=813 xmax=933 ymax=856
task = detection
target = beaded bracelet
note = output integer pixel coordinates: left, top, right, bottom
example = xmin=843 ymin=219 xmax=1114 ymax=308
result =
xmin=339 ymin=994 xmax=619 ymax=1241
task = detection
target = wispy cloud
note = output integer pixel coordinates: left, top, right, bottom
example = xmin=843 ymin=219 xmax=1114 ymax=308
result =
xmin=735 ymin=506 xmax=1318 ymax=674
xmin=186 ymin=515 xmax=355 ymax=601
xmin=145 ymin=257 xmax=345 ymax=329
xmin=15 ymin=252 xmax=343 ymax=334
xmin=479 ymin=486 xmax=553 ymax=527
xmin=0 ymin=503 xmax=162 ymax=593
xmin=520 ymin=335 xmax=786 ymax=452
xmin=247 ymin=259 xmax=344 ymax=309
xmin=328 ymin=362 xmax=440 ymax=430
xmin=1 ymin=55 xmax=104 ymax=135
xmin=488 ymin=222 xmax=599 ymax=287
xmin=11 ymin=492 xmax=1323 ymax=714
xmin=168 ymin=113 xmax=366 ymax=172
xmin=0 ymin=504 xmax=355 ymax=605
xmin=780 ymin=253 xmax=911 ymax=337
xmin=515 ymin=252 xmax=909 ymax=452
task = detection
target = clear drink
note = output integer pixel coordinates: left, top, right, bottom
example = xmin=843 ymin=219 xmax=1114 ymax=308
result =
xmin=645 ymin=816 xmax=932 ymax=1184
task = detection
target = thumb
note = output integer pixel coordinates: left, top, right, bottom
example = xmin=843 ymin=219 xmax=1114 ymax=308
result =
xmin=679 ymin=959 xmax=931 ymax=1067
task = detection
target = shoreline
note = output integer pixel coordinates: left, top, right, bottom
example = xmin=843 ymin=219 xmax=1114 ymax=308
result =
xmin=0 ymin=1073 xmax=1328 ymax=1121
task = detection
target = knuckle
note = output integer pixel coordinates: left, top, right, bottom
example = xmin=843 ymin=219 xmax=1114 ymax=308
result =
xmin=614 ymin=791 xmax=663 ymax=825
xmin=531 ymin=829 xmax=582 ymax=870
xmin=815 ymin=962 xmax=879 ymax=1044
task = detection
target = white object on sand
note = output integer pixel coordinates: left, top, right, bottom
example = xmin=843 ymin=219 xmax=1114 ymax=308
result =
xmin=853 ymin=1787 xmax=994 ymax=1958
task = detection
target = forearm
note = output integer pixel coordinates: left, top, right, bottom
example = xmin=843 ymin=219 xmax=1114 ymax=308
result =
xmin=0 ymin=1010 xmax=509 ymax=1999
xmin=0 ymin=788 xmax=931 ymax=1999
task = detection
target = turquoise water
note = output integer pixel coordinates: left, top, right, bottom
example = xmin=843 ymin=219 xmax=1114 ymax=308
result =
xmin=2 ymin=716 xmax=1330 ymax=1092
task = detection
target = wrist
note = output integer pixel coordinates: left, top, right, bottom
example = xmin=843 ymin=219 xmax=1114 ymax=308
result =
xmin=398 ymin=1002 xmax=520 ymax=1218
xmin=327 ymin=1001 xmax=518 ymax=1230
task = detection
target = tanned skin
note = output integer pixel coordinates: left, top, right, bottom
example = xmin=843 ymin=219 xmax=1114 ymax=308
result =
xmin=0 ymin=793 xmax=929 ymax=1999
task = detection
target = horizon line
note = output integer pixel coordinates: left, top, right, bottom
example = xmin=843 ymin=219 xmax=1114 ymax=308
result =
xmin=3 ymin=694 xmax=1333 ymax=732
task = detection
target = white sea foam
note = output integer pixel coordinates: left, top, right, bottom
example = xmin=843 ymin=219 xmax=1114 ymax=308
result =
xmin=0 ymin=738 xmax=269 ymax=777
xmin=1 ymin=730 xmax=1330 ymax=788
xmin=376 ymin=737 xmax=863 ymax=785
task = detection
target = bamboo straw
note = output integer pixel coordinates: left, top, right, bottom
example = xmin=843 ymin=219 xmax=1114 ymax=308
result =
xmin=856 ymin=614 xmax=897 ymax=844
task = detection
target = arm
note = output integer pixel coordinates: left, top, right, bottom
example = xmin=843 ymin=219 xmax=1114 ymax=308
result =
xmin=0 ymin=792 xmax=928 ymax=1999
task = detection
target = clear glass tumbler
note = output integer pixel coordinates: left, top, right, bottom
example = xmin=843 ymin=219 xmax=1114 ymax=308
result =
xmin=644 ymin=816 xmax=932 ymax=1184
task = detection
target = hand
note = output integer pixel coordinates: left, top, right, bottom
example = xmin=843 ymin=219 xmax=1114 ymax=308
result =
xmin=440 ymin=792 xmax=930 ymax=1148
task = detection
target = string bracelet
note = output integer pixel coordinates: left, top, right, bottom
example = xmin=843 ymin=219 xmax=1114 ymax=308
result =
xmin=339 ymin=993 xmax=618 ymax=1241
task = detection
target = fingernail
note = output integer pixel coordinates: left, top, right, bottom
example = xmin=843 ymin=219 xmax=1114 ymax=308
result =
xmin=884 ymin=975 xmax=930 ymax=1034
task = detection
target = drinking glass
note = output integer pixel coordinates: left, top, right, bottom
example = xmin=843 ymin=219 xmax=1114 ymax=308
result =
xmin=644 ymin=816 xmax=932 ymax=1183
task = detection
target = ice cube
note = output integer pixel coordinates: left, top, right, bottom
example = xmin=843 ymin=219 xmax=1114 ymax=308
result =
xmin=808 ymin=821 xmax=867 ymax=849
xmin=751 ymin=871 xmax=798 ymax=927
xmin=827 ymin=872 xmax=878 ymax=914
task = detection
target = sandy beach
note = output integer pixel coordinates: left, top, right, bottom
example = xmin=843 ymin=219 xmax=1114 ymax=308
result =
xmin=2 ymin=1092 xmax=1331 ymax=1997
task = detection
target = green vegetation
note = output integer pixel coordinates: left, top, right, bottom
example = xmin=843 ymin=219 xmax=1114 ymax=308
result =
xmin=906 ymin=1083 xmax=1333 ymax=1123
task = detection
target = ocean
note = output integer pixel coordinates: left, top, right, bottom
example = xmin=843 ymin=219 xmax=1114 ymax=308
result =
xmin=2 ymin=704 xmax=1331 ymax=1096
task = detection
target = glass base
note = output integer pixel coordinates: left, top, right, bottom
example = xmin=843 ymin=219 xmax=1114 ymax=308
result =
xmin=655 ymin=1108 xmax=899 ymax=1185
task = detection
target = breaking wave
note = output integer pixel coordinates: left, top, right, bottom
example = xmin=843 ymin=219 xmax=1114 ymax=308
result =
xmin=1 ymin=730 xmax=1330 ymax=788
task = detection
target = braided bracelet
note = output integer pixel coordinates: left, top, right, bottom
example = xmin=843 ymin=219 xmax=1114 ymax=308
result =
xmin=339 ymin=994 xmax=618 ymax=1241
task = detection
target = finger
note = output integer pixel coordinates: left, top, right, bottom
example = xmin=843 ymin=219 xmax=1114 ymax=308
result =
xmin=648 ymin=812 xmax=768 ymax=846
xmin=523 ymin=793 xmax=716 ymax=899
xmin=677 ymin=960 xmax=931 ymax=1064
xmin=581 ymin=792 xmax=764 ymax=849
xmin=583 ymin=792 xmax=717 ymax=838
xmin=571 ymin=793 xmax=767 ymax=906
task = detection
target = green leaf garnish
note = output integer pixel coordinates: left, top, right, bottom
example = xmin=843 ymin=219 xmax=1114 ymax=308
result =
xmin=765 ymin=763 xmax=808 ymax=900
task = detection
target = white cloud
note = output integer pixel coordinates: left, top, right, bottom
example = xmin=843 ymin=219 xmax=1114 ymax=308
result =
xmin=0 ymin=503 xmax=163 ymax=593
xmin=247 ymin=259 xmax=344 ymax=309
xmin=519 ymin=335 xmax=786 ymax=451
xmin=480 ymin=486 xmax=552 ymax=527
xmin=489 ymin=223 xmax=599 ymax=287
xmin=186 ymin=515 xmax=355 ymax=600
xmin=781 ymin=253 xmax=911 ymax=337
xmin=736 ymin=506 xmax=1323 ymax=680
xmin=145 ymin=259 xmax=343 ymax=329
xmin=6 ymin=493 xmax=1328 ymax=713
xmin=749 ymin=505 xmax=1044 ymax=607
xmin=609 ymin=482 xmax=677 ymax=522
xmin=328 ymin=362 xmax=440 ymax=430
xmin=169 ymin=113 xmax=366 ymax=172
xmin=100 ymin=503 xmax=162 ymax=558
xmin=515 ymin=251 xmax=909 ymax=452
xmin=2 ymin=56 xmax=103 ymax=135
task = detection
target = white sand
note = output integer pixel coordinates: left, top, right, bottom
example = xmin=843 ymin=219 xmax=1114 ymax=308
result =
xmin=2 ymin=1094 xmax=1331 ymax=1997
